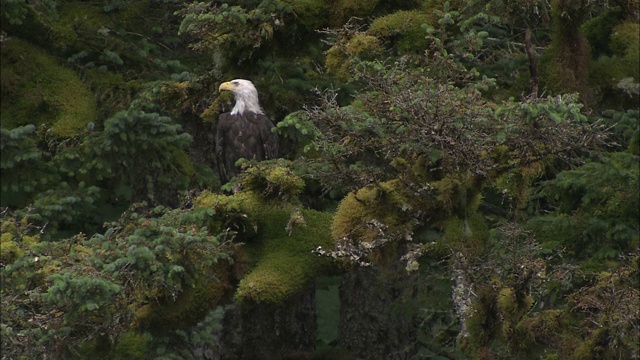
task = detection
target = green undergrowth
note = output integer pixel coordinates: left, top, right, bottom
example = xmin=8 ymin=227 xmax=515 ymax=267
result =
xmin=0 ymin=37 xmax=97 ymax=137
xmin=137 ymin=263 xmax=233 ymax=333
xmin=195 ymin=162 xmax=335 ymax=304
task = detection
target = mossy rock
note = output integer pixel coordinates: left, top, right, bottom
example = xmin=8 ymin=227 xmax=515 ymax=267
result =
xmin=367 ymin=10 xmax=434 ymax=53
xmin=0 ymin=38 xmax=97 ymax=137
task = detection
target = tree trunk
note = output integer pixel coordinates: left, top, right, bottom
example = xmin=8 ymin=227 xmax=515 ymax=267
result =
xmin=524 ymin=28 xmax=538 ymax=99
xmin=215 ymin=285 xmax=316 ymax=360
xmin=338 ymin=265 xmax=419 ymax=359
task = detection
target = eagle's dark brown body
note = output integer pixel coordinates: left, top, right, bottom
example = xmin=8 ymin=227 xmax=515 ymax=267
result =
xmin=215 ymin=111 xmax=278 ymax=184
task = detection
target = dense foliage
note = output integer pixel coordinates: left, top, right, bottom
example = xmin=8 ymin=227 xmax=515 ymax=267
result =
xmin=1 ymin=0 xmax=638 ymax=359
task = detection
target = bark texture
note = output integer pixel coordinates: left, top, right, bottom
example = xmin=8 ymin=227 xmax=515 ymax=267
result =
xmin=338 ymin=266 xmax=419 ymax=359
xmin=215 ymin=285 xmax=316 ymax=360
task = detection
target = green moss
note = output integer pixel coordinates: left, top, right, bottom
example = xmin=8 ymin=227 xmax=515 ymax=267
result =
xmin=331 ymin=179 xmax=423 ymax=243
xmin=329 ymin=0 xmax=380 ymax=26
xmin=465 ymin=285 xmax=500 ymax=351
xmin=325 ymin=45 xmax=351 ymax=80
xmin=439 ymin=212 xmax=488 ymax=256
xmin=235 ymin=250 xmax=310 ymax=302
xmin=581 ymin=9 xmax=620 ymax=56
xmin=232 ymin=206 xmax=333 ymax=303
xmin=0 ymin=38 xmax=97 ymax=137
xmin=573 ymin=327 xmax=608 ymax=360
xmin=497 ymin=287 xmax=533 ymax=321
xmin=194 ymin=167 xmax=335 ymax=304
xmin=493 ymin=162 xmax=543 ymax=210
xmin=58 ymin=2 xmax=112 ymax=33
xmin=513 ymin=310 xmax=565 ymax=350
xmin=541 ymin=0 xmax=592 ymax=105
xmin=325 ymin=33 xmax=382 ymax=80
xmin=610 ymin=22 xmax=640 ymax=58
xmin=282 ymin=0 xmax=330 ymax=29
xmin=113 ymin=331 xmax=152 ymax=360
xmin=346 ymin=33 xmax=383 ymax=58
xmin=367 ymin=10 xmax=434 ymax=53
xmin=0 ymin=233 xmax=24 ymax=265
xmin=241 ymin=161 xmax=306 ymax=202
xmin=139 ymin=262 xmax=232 ymax=331
xmin=76 ymin=336 xmax=112 ymax=360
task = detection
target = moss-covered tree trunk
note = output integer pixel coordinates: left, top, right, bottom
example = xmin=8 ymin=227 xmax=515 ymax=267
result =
xmin=544 ymin=0 xmax=592 ymax=106
xmin=217 ymin=285 xmax=316 ymax=359
xmin=338 ymin=265 xmax=419 ymax=359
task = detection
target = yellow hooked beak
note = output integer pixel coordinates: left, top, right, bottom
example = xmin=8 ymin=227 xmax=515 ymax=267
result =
xmin=219 ymin=81 xmax=236 ymax=92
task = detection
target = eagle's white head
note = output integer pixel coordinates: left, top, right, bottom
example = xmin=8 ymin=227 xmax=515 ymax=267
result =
xmin=219 ymin=79 xmax=264 ymax=116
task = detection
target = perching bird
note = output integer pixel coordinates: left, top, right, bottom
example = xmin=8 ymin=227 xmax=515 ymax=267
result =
xmin=216 ymin=79 xmax=279 ymax=184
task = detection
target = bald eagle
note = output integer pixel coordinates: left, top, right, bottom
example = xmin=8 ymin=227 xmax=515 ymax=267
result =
xmin=216 ymin=79 xmax=279 ymax=184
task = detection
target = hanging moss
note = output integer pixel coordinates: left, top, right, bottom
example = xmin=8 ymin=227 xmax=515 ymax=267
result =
xmin=496 ymin=287 xmax=534 ymax=341
xmin=493 ymin=162 xmax=543 ymax=212
xmin=237 ymin=204 xmax=334 ymax=303
xmin=464 ymin=285 xmax=501 ymax=353
xmin=0 ymin=38 xmax=97 ymax=137
xmin=431 ymin=173 xmax=482 ymax=216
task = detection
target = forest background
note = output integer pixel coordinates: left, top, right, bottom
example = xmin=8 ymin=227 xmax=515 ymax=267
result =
xmin=1 ymin=0 xmax=638 ymax=359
